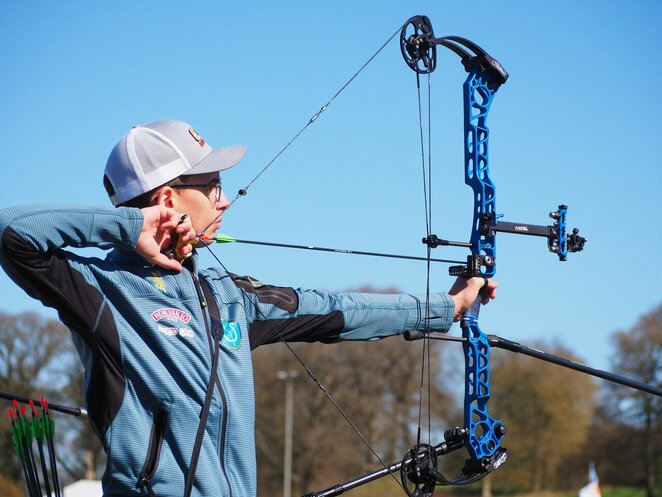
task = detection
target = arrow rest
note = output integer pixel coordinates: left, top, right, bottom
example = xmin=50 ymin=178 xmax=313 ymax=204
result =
xmin=448 ymin=254 xmax=495 ymax=278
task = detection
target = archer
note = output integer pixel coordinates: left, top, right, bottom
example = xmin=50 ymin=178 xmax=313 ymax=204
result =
xmin=0 ymin=119 xmax=495 ymax=497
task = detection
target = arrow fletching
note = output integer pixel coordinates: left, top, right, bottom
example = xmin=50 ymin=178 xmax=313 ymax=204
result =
xmin=200 ymin=233 xmax=236 ymax=244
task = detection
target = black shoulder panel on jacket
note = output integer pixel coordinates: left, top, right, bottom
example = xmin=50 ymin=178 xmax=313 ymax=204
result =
xmin=231 ymin=274 xmax=298 ymax=313
xmin=248 ymin=311 xmax=345 ymax=350
xmin=1 ymin=227 xmax=124 ymax=439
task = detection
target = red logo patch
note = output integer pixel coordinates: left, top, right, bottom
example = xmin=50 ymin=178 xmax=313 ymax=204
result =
xmin=151 ymin=308 xmax=191 ymax=324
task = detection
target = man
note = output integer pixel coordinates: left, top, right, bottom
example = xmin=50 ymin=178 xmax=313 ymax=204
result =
xmin=0 ymin=120 xmax=496 ymax=497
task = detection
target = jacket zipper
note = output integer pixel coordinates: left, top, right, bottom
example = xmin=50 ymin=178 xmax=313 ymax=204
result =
xmin=186 ymin=262 xmax=233 ymax=497
xmin=136 ymin=408 xmax=168 ymax=496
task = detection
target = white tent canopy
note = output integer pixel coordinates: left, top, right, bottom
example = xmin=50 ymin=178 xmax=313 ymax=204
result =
xmin=59 ymin=479 xmax=103 ymax=497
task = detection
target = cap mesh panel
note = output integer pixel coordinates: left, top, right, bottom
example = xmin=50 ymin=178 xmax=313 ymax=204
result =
xmin=132 ymin=128 xmax=180 ymax=174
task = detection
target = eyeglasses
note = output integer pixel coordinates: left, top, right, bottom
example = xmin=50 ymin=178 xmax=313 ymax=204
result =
xmin=172 ymin=179 xmax=222 ymax=204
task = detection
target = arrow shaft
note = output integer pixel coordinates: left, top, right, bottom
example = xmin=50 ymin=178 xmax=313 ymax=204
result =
xmin=227 ymin=238 xmax=465 ymax=265
xmin=0 ymin=391 xmax=86 ymax=418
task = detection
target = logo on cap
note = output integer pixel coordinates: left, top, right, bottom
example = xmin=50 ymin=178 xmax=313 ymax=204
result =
xmin=188 ymin=127 xmax=206 ymax=147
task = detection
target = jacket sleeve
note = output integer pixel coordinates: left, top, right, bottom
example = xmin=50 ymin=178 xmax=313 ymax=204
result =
xmin=0 ymin=204 xmax=143 ymax=332
xmin=231 ymin=274 xmax=455 ymax=350
xmin=0 ymin=204 xmax=142 ymax=437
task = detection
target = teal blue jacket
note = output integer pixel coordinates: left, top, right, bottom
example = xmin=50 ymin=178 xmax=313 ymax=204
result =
xmin=0 ymin=204 xmax=454 ymax=497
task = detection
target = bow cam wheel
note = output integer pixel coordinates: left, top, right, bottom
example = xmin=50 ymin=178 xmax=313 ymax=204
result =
xmin=400 ymin=16 xmax=437 ymax=74
xmin=400 ymin=444 xmax=437 ymax=497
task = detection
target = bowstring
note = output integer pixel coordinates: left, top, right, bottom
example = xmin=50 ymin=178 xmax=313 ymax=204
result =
xmin=414 ymin=71 xmax=434 ymax=449
xmin=426 ymin=72 xmax=433 ymax=448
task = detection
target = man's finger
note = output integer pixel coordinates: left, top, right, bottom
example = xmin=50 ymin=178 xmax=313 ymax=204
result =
xmin=151 ymin=254 xmax=183 ymax=272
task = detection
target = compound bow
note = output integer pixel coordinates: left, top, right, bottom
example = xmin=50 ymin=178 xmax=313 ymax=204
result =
xmin=297 ymin=14 xmax=588 ymax=497
xmin=3 ymin=14 xmax=660 ymax=497
xmin=197 ymin=14 xmax=661 ymax=497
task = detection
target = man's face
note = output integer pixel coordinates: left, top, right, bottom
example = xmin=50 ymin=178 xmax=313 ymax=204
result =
xmin=167 ymin=172 xmax=229 ymax=237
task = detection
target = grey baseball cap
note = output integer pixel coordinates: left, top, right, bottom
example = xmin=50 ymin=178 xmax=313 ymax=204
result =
xmin=104 ymin=120 xmax=247 ymax=206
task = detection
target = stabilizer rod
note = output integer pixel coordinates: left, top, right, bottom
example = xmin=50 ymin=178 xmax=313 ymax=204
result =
xmin=404 ymin=331 xmax=662 ymax=397
xmin=301 ymin=437 xmax=465 ymax=497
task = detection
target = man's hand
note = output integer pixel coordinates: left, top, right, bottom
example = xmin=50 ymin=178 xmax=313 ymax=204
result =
xmin=448 ymin=276 xmax=498 ymax=321
xmin=135 ymin=206 xmax=197 ymax=272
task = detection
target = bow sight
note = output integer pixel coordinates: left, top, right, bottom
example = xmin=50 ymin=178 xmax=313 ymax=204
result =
xmin=427 ymin=203 xmax=588 ymax=279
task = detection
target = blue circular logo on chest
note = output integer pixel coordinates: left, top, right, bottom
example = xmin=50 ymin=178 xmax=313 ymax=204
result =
xmin=220 ymin=320 xmax=242 ymax=350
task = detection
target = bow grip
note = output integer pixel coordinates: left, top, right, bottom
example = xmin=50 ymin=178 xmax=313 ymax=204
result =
xmin=461 ymin=297 xmax=482 ymax=328
xmin=460 ymin=275 xmax=489 ymax=326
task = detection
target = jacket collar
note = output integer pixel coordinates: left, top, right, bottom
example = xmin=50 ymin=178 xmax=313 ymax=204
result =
xmin=106 ymin=248 xmax=200 ymax=270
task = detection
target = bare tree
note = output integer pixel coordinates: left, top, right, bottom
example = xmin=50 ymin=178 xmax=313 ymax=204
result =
xmin=59 ymin=361 xmax=106 ymax=480
xmin=488 ymin=340 xmax=598 ymax=493
xmin=0 ymin=310 xmax=105 ymax=497
xmin=0 ymin=311 xmax=79 ymax=492
xmin=609 ymin=302 xmax=662 ymax=497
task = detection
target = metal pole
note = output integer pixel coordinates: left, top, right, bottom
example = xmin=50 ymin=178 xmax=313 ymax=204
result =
xmin=278 ymin=371 xmax=299 ymax=497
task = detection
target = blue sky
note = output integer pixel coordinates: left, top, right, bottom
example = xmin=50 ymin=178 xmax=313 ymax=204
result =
xmin=1 ymin=1 xmax=660 ymax=373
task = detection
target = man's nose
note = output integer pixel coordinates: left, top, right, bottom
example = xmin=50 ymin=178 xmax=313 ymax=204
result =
xmin=215 ymin=191 xmax=230 ymax=209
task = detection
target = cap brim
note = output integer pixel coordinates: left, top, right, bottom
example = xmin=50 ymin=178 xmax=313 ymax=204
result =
xmin=183 ymin=144 xmax=247 ymax=175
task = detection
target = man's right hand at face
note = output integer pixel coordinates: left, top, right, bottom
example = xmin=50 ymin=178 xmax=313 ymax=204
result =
xmin=136 ymin=206 xmax=197 ymax=272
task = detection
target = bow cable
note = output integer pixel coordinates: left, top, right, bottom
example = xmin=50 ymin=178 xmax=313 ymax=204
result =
xmin=199 ymin=25 xmax=403 ymax=236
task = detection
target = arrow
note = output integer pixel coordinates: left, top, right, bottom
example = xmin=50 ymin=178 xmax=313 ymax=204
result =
xmin=29 ymin=400 xmax=52 ymax=497
xmin=199 ymin=234 xmax=466 ymax=265
xmin=0 ymin=391 xmax=87 ymax=418
xmin=40 ymin=397 xmax=62 ymax=497
xmin=8 ymin=409 xmax=39 ymax=497
xmin=12 ymin=400 xmax=41 ymax=496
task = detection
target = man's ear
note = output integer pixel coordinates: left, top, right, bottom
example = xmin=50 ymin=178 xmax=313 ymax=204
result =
xmin=151 ymin=187 xmax=176 ymax=208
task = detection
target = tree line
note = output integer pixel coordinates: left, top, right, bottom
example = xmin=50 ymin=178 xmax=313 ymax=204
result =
xmin=0 ymin=300 xmax=659 ymax=497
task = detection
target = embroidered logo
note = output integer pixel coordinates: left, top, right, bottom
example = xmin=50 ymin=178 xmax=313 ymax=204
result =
xmin=151 ymin=308 xmax=191 ymax=324
xmin=221 ymin=321 xmax=242 ymax=350
xmin=158 ymin=326 xmax=194 ymax=339
xmin=188 ymin=127 xmax=206 ymax=147
xmin=151 ymin=271 xmax=166 ymax=292
xmin=179 ymin=328 xmax=194 ymax=339
xmin=211 ymin=318 xmax=242 ymax=350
